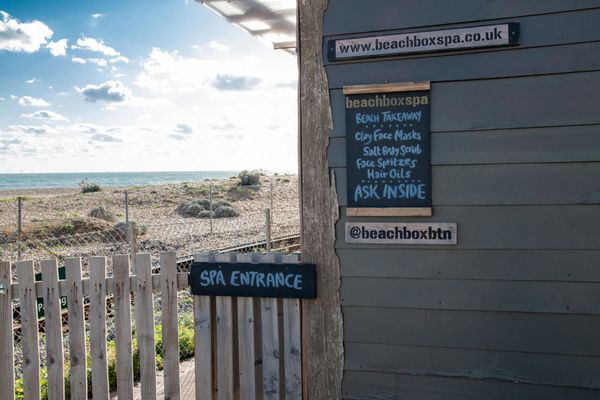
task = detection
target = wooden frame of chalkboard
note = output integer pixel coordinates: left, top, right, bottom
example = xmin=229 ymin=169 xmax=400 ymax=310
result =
xmin=344 ymin=81 xmax=432 ymax=217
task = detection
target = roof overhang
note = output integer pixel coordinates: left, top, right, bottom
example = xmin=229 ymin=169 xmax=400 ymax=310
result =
xmin=197 ymin=0 xmax=297 ymax=53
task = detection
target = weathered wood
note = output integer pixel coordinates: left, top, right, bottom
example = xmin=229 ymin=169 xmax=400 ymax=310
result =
xmin=235 ymin=253 xmax=256 ymax=400
xmin=89 ymin=256 xmax=109 ymax=400
xmin=161 ymin=251 xmax=180 ymax=399
xmin=214 ymin=253 xmax=234 ymax=400
xmin=343 ymin=81 xmax=430 ymax=94
xmin=193 ymin=253 xmax=214 ymax=400
xmin=345 ymin=341 xmax=600 ymax=389
xmin=347 ymin=207 xmax=432 ymax=217
xmin=0 ymin=262 xmax=15 ymax=400
xmin=65 ymin=257 xmax=87 ymax=399
xmin=135 ymin=253 xmax=157 ymax=400
xmin=298 ymin=0 xmax=344 ymax=399
xmin=41 ymin=259 xmax=65 ymax=400
xmin=113 ymin=254 xmax=134 ymax=400
xmin=344 ymin=306 xmax=600 ymax=357
xmin=260 ymin=253 xmax=280 ymax=400
xmin=282 ymin=254 xmax=302 ymax=400
xmin=17 ymin=260 xmax=40 ymax=400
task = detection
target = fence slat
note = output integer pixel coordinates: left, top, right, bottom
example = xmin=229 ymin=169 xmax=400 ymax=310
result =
xmin=236 ymin=253 xmax=256 ymax=400
xmin=161 ymin=251 xmax=180 ymax=399
xmin=89 ymin=257 xmax=109 ymax=400
xmin=0 ymin=262 xmax=15 ymax=400
xmin=17 ymin=260 xmax=40 ymax=400
xmin=114 ymin=254 xmax=134 ymax=400
xmin=261 ymin=254 xmax=280 ymax=400
xmin=193 ymin=253 xmax=213 ymax=400
xmin=41 ymin=259 xmax=65 ymax=400
xmin=135 ymin=253 xmax=157 ymax=399
xmin=65 ymin=257 xmax=87 ymax=399
xmin=282 ymin=254 xmax=302 ymax=400
xmin=215 ymin=253 xmax=234 ymax=400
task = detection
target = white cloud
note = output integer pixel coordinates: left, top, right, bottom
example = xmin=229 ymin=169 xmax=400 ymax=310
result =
xmin=8 ymin=124 xmax=55 ymax=135
xmin=0 ymin=97 xmax=5 ymax=101
xmin=87 ymin=58 xmax=108 ymax=67
xmin=208 ymin=40 xmax=229 ymax=52
xmin=73 ymin=36 xmax=119 ymax=57
xmin=109 ymin=55 xmax=129 ymax=64
xmin=90 ymin=133 xmax=121 ymax=142
xmin=21 ymin=110 xmax=69 ymax=122
xmin=72 ymin=57 xmax=87 ymax=64
xmin=18 ymin=96 xmax=51 ymax=107
xmin=91 ymin=13 xmax=105 ymax=19
xmin=76 ymin=80 xmax=131 ymax=103
xmin=25 ymin=78 xmax=39 ymax=84
xmin=0 ymin=11 xmax=53 ymax=53
xmin=174 ymin=123 xmax=193 ymax=134
xmin=46 ymin=38 xmax=68 ymax=56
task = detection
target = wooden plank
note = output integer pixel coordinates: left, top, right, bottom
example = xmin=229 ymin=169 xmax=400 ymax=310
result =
xmin=113 ymin=254 xmax=134 ymax=400
xmin=235 ymin=253 xmax=256 ymax=400
xmin=345 ymin=341 xmax=600 ymax=389
xmin=335 ymin=163 xmax=600 ymax=207
xmin=161 ymin=251 xmax=180 ymax=399
xmin=343 ymin=81 xmax=429 ymax=94
xmin=193 ymin=253 xmax=214 ymax=400
xmin=338 ymin=248 xmax=600 ymax=282
xmin=327 ymin=42 xmax=600 ymax=87
xmin=17 ymin=260 xmax=40 ymax=400
xmin=0 ymin=262 xmax=15 ymax=400
xmin=214 ymin=253 xmax=234 ymax=400
xmin=89 ymin=257 xmax=109 ymax=400
xmin=135 ymin=253 xmax=157 ymax=400
xmin=341 ymin=277 xmax=600 ymax=314
xmin=342 ymin=370 xmax=599 ymax=400
xmin=299 ymin=1 xmax=345 ymax=399
xmin=337 ymin=205 xmax=600 ymax=250
xmin=41 ymin=259 xmax=64 ymax=400
xmin=329 ymin=125 xmax=600 ymax=166
xmin=260 ymin=253 xmax=280 ymax=400
xmin=347 ymin=207 xmax=432 ymax=217
xmin=329 ymin=71 xmax=600 ymax=135
xmin=65 ymin=257 xmax=87 ymax=399
xmin=281 ymin=254 xmax=302 ymax=400
xmin=343 ymin=306 xmax=600 ymax=357
xmin=323 ymin=0 xmax=600 ymax=36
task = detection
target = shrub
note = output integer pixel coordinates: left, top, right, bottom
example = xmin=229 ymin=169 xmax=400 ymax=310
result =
xmin=89 ymin=206 xmax=115 ymax=222
xmin=213 ymin=205 xmax=239 ymax=218
xmin=113 ymin=221 xmax=147 ymax=237
xmin=79 ymin=179 xmax=101 ymax=193
xmin=237 ymin=170 xmax=261 ymax=186
xmin=176 ymin=199 xmax=239 ymax=218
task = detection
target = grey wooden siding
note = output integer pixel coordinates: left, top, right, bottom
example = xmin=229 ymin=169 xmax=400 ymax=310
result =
xmin=324 ymin=2 xmax=600 ymax=399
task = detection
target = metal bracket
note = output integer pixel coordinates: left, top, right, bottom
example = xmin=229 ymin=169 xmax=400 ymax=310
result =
xmin=0 ymin=284 xmax=7 ymax=294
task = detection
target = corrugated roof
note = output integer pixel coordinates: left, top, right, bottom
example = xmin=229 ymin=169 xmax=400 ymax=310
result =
xmin=197 ymin=0 xmax=297 ymax=51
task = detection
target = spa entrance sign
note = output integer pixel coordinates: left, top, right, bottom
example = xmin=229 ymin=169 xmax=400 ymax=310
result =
xmin=190 ymin=261 xmax=316 ymax=299
xmin=345 ymin=82 xmax=432 ymax=216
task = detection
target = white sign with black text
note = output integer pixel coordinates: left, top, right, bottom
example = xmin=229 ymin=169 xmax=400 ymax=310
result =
xmin=345 ymin=222 xmax=457 ymax=245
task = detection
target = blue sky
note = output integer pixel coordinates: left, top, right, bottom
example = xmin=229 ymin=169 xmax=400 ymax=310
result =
xmin=0 ymin=0 xmax=297 ymax=173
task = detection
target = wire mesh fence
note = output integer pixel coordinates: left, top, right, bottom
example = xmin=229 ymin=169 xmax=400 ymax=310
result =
xmin=1 ymin=174 xmax=300 ymax=391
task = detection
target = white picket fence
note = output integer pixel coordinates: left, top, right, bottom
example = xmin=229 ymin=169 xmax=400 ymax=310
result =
xmin=0 ymin=252 xmax=302 ymax=400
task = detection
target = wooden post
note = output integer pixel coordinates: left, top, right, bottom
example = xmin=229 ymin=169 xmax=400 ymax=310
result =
xmin=128 ymin=221 xmax=138 ymax=269
xmin=236 ymin=253 xmax=256 ymax=400
xmin=17 ymin=197 xmax=22 ymax=261
xmin=0 ymin=262 xmax=15 ymax=400
xmin=265 ymin=209 xmax=272 ymax=253
xmin=161 ymin=252 xmax=180 ymax=399
xmin=214 ymin=253 xmax=234 ymax=400
xmin=135 ymin=253 xmax=157 ymax=400
xmin=193 ymin=253 xmax=214 ymax=400
xmin=17 ymin=260 xmax=40 ymax=400
xmin=261 ymin=253 xmax=280 ymax=400
xmin=65 ymin=257 xmax=87 ymax=399
xmin=298 ymin=0 xmax=345 ymax=398
xmin=41 ymin=259 xmax=65 ymax=400
xmin=125 ymin=191 xmax=129 ymax=227
xmin=282 ymin=254 xmax=302 ymax=400
xmin=113 ymin=255 xmax=134 ymax=400
xmin=89 ymin=257 xmax=109 ymax=400
xmin=209 ymin=185 xmax=214 ymax=235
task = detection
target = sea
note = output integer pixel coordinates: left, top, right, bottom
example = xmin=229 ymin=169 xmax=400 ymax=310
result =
xmin=0 ymin=171 xmax=241 ymax=191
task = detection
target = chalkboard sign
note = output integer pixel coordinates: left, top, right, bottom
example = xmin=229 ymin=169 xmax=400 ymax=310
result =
xmin=190 ymin=261 xmax=316 ymax=299
xmin=345 ymin=82 xmax=432 ymax=216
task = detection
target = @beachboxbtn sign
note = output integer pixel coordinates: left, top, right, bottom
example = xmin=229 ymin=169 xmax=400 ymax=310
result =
xmin=345 ymin=222 xmax=457 ymax=245
xmin=189 ymin=261 xmax=316 ymax=299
